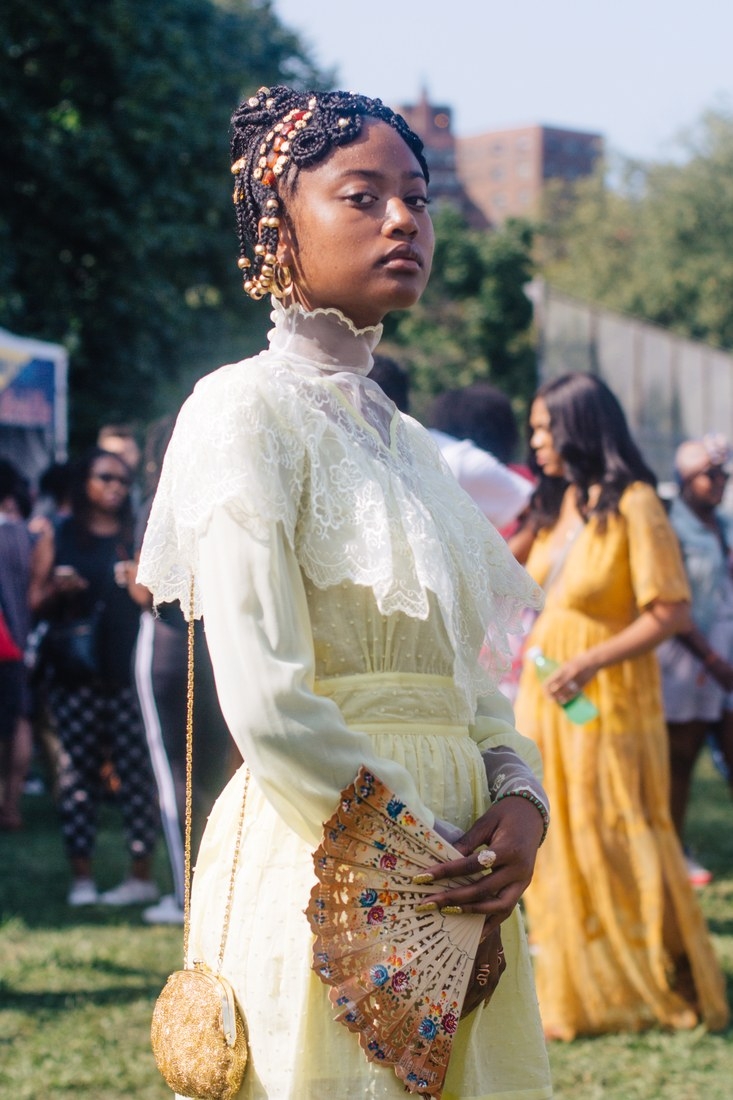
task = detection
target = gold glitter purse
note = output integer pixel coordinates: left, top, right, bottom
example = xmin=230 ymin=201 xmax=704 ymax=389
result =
xmin=151 ymin=582 xmax=249 ymax=1100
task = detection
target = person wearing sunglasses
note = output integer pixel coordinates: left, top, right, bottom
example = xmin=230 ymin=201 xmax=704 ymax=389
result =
xmin=658 ymin=435 xmax=733 ymax=886
xmin=31 ymin=447 xmax=159 ymax=907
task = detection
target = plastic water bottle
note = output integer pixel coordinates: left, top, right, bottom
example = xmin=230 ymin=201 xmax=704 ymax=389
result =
xmin=526 ymin=646 xmax=599 ymax=725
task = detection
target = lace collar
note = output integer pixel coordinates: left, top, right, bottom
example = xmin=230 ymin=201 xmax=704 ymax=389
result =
xmin=267 ymin=300 xmax=383 ymax=376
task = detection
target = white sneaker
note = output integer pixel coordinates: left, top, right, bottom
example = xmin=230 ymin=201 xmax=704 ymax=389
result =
xmin=142 ymin=894 xmax=185 ymax=925
xmin=68 ymin=878 xmax=99 ymax=907
xmin=99 ymin=878 xmax=160 ymax=906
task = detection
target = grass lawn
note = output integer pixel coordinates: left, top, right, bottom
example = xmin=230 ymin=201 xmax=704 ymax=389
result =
xmin=0 ymin=752 xmax=731 ymax=1099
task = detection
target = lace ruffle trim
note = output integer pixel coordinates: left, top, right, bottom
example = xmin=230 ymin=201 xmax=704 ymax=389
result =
xmin=138 ymin=352 xmax=542 ymax=706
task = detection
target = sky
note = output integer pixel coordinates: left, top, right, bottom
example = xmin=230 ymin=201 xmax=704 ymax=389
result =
xmin=273 ymin=0 xmax=733 ymax=163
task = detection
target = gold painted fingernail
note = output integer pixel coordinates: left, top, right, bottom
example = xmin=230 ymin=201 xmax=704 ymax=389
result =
xmin=415 ymin=902 xmax=438 ymax=913
xmin=440 ymin=905 xmax=464 ymax=915
xmin=412 ymin=873 xmax=434 ymax=885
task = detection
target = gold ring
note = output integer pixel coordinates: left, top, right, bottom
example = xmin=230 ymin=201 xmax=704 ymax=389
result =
xmin=476 ymin=963 xmax=491 ymax=986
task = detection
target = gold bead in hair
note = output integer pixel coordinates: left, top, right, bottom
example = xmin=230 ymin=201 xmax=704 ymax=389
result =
xmin=235 ymin=99 xmax=315 ymax=301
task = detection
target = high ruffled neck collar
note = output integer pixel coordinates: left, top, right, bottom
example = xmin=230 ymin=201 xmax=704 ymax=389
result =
xmin=267 ymin=299 xmax=383 ymax=376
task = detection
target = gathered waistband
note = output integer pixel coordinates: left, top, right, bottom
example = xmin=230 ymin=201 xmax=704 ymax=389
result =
xmin=314 ymin=671 xmax=469 ymax=737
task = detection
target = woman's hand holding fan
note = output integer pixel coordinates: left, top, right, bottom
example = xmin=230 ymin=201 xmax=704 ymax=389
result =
xmin=415 ymin=791 xmax=545 ymax=936
xmin=306 ymin=767 xmax=538 ymax=1098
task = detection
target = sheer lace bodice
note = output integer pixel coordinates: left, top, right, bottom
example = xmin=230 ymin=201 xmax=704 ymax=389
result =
xmin=138 ymin=301 xmax=542 ymax=710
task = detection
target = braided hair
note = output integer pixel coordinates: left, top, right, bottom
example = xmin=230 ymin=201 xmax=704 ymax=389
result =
xmin=230 ymin=85 xmax=429 ymax=300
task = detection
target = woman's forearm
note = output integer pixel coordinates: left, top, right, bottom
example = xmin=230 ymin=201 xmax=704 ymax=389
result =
xmin=544 ymin=600 xmax=691 ymax=702
xmin=583 ymin=600 xmax=691 ymax=675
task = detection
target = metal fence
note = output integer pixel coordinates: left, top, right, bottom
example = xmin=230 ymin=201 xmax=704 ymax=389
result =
xmin=534 ymin=282 xmax=733 ymax=483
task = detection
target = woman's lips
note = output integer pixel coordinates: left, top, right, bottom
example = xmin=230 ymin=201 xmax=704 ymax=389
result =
xmin=381 ymin=247 xmax=422 ymax=272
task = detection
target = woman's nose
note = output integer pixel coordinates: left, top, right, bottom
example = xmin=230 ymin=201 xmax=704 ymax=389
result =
xmin=384 ymin=197 xmax=418 ymax=235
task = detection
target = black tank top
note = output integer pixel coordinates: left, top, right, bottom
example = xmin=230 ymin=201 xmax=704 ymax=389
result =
xmin=54 ymin=517 xmax=140 ymax=686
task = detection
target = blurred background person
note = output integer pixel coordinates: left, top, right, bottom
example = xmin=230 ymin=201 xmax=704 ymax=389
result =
xmin=96 ymin=423 xmax=141 ymax=478
xmin=125 ymin=416 xmax=234 ymax=925
xmin=425 ymin=381 xmax=536 ymax=701
xmin=26 ymin=460 xmax=73 ymax=797
xmin=367 ymin=361 xmax=533 ymax=534
xmin=97 ymin=424 xmax=142 ymax=510
xmin=514 ymin=372 xmax=728 ymax=1039
xmin=367 ymin=353 xmax=410 ymax=414
xmin=0 ymin=461 xmax=36 ymax=830
xmin=657 ymin=435 xmax=733 ymax=887
xmin=32 ymin=447 xmax=159 ymax=907
xmin=427 ymin=381 xmax=533 ymax=534
xmin=32 ymin=461 xmax=73 ymax=524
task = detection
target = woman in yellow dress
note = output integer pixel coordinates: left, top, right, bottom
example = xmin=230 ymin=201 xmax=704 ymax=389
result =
xmin=514 ymin=372 xmax=729 ymax=1040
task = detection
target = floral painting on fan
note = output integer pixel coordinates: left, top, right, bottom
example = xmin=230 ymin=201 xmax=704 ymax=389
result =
xmin=307 ymin=767 xmax=486 ymax=1098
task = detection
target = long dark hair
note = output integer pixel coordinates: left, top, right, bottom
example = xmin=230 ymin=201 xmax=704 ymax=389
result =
xmin=529 ymin=372 xmax=656 ymax=529
xmin=69 ymin=447 xmax=134 ymax=544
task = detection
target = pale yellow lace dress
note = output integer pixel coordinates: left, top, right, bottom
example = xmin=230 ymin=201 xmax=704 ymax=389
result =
xmin=139 ymin=302 xmax=552 ymax=1100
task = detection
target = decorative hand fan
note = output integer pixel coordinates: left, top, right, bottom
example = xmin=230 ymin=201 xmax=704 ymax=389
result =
xmin=306 ymin=766 xmax=486 ymax=1099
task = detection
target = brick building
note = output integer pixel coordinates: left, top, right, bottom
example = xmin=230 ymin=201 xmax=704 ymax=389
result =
xmin=397 ymin=91 xmax=603 ymax=227
xmin=456 ymin=124 xmax=604 ymax=225
xmin=397 ymin=91 xmax=489 ymax=228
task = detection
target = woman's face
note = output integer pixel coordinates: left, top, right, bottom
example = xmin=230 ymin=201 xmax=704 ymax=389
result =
xmin=529 ymin=397 xmax=565 ymax=477
xmin=86 ymin=454 xmax=131 ymax=513
xmin=684 ymin=466 xmax=729 ymax=510
xmin=277 ymin=119 xmax=434 ymax=328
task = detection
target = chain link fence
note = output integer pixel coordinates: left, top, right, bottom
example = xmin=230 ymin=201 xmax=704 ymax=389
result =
xmin=533 ymin=281 xmax=733 ymax=485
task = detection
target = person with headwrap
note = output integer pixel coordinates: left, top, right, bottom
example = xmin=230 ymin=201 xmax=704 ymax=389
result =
xmin=658 ymin=434 xmax=733 ymax=885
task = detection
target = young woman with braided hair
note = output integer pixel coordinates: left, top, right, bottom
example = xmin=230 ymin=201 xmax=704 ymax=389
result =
xmin=139 ymin=86 xmax=552 ymax=1099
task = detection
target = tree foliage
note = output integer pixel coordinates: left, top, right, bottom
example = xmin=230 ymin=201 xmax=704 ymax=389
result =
xmin=0 ymin=0 xmax=321 ymax=444
xmin=382 ymin=205 xmax=536 ymax=417
xmin=538 ymin=108 xmax=733 ymax=350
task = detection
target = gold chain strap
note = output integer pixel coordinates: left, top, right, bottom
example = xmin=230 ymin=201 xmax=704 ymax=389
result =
xmin=183 ymin=577 xmax=248 ymax=974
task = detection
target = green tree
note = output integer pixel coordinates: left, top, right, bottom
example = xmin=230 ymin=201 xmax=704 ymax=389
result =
xmin=382 ymin=206 xmax=536 ymax=417
xmin=538 ymin=109 xmax=733 ymax=350
xmin=0 ymin=0 xmax=321 ymax=444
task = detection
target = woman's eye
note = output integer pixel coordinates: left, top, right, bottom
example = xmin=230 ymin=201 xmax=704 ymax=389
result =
xmin=406 ymin=195 xmax=430 ymax=211
xmin=346 ymin=192 xmax=377 ymax=207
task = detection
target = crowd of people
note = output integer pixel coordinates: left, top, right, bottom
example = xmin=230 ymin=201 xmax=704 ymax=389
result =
xmin=0 ymin=422 xmax=231 ymax=925
xmin=1 ymin=81 xmax=730 ymax=1098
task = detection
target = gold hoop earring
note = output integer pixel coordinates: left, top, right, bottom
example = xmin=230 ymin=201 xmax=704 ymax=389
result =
xmin=271 ymin=263 xmax=293 ymax=300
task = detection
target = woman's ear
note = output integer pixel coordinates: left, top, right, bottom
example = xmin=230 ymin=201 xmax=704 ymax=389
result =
xmin=276 ymin=216 xmax=296 ymax=268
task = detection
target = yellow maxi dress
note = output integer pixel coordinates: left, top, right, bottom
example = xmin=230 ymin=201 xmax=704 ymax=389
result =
xmin=514 ymin=482 xmax=729 ymax=1039
xmin=139 ymin=301 xmax=553 ymax=1099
